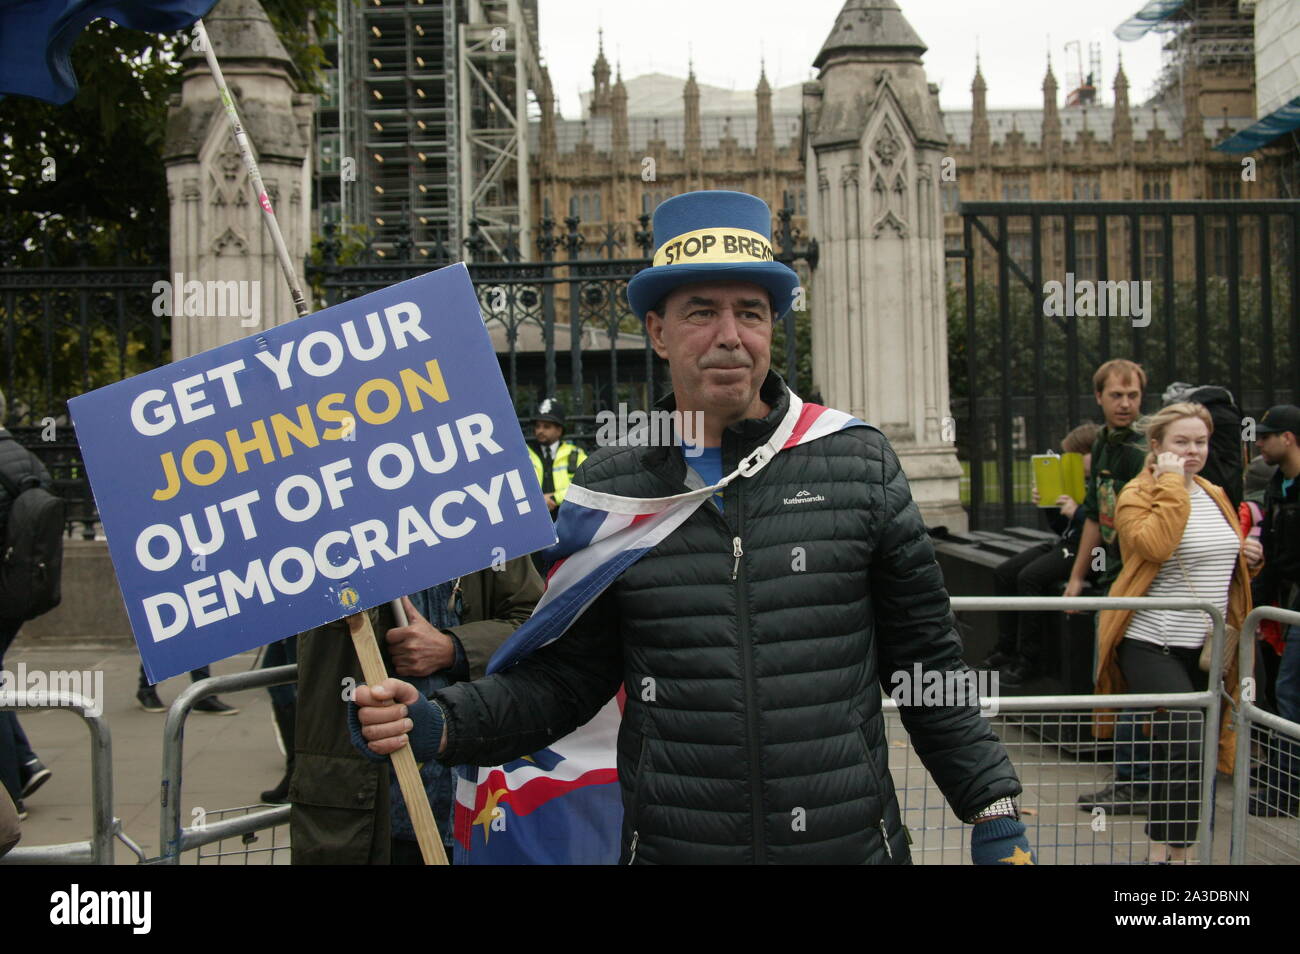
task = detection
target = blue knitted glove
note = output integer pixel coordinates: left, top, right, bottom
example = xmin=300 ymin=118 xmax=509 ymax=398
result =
xmin=970 ymin=817 xmax=1037 ymax=865
xmin=346 ymin=693 xmax=446 ymax=763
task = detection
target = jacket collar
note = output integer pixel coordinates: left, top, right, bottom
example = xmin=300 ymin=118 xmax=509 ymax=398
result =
xmin=1135 ymin=468 xmax=1234 ymax=512
xmin=644 ymin=370 xmax=791 ymax=484
xmin=1266 ymin=466 xmax=1300 ymax=501
xmin=1100 ymin=423 xmax=1143 ymax=446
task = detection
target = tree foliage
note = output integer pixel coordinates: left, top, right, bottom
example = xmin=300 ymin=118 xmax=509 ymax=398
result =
xmin=0 ymin=1 xmax=336 ymax=246
xmin=0 ymin=3 xmax=337 ymax=424
xmin=947 ymin=270 xmax=1296 ymax=410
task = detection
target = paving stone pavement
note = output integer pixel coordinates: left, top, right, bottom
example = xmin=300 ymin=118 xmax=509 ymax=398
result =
xmin=3 ymin=636 xmax=288 ymax=864
xmin=3 ymin=634 xmax=1292 ymax=866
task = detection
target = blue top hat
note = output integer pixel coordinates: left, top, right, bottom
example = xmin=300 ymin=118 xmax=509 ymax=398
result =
xmin=626 ymin=191 xmax=800 ymax=320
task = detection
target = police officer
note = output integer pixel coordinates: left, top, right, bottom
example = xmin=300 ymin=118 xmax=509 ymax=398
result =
xmin=526 ymin=398 xmax=586 ymax=519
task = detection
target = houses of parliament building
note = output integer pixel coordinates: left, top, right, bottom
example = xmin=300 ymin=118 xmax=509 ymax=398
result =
xmin=529 ymin=23 xmax=1293 ymax=285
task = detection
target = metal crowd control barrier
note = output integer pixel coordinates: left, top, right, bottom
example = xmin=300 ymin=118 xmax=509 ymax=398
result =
xmin=154 ymin=599 xmax=1238 ymax=865
xmin=6 ymin=595 xmax=1260 ymax=865
xmin=1231 ymin=606 xmax=1300 ymax=865
xmin=892 ymin=596 xmax=1232 ymax=864
xmin=157 ymin=664 xmax=297 ymax=864
xmin=0 ymin=689 xmax=143 ymax=864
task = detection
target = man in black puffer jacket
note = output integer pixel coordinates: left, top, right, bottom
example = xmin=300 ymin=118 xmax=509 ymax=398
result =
xmin=354 ymin=191 xmax=1029 ymax=864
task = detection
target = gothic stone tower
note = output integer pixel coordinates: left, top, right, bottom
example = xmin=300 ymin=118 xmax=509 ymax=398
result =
xmin=802 ymin=0 xmax=965 ymax=530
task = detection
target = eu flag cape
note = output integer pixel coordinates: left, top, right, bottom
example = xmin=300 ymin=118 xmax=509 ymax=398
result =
xmin=452 ymin=389 xmax=866 ymax=864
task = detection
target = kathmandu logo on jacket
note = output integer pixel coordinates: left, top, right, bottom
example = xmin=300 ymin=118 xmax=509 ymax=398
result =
xmin=782 ymin=489 xmax=826 ymax=506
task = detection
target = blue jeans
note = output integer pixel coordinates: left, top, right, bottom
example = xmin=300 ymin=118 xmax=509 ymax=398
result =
xmin=1114 ymin=711 xmax=1152 ymax=784
xmin=0 ymin=618 xmax=38 ymax=802
xmin=1264 ymin=625 xmax=1300 ymax=800
xmin=1276 ymin=625 xmax=1300 ymax=725
xmin=1098 ymin=613 xmax=1151 ymax=784
xmin=261 ymin=637 xmax=297 ymax=708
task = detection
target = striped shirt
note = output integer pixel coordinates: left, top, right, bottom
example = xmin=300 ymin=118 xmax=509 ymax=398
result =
xmin=1124 ymin=484 xmax=1240 ymax=650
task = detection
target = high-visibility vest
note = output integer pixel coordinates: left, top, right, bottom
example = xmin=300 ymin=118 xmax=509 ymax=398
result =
xmin=528 ymin=440 xmax=587 ymax=504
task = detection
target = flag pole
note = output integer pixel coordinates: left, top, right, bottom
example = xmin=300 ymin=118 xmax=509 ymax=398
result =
xmin=193 ymin=18 xmax=447 ymax=865
xmin=193 ymin=19 xmax=308 ymax=319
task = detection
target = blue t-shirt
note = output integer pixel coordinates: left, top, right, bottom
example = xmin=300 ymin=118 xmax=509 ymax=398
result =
xmin=690 ymin=446 xmax=724 ymax=512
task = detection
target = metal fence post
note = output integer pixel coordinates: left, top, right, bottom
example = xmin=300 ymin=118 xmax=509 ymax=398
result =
xmin=158 ymin=664 xmax=298 ymax=864
xmin=1231 ymin=605 xmax=1300 ymax=864
xmin=0 ymin=689 xmax=115 ymax=864
xmin=1197 ymin=601 xmax=1227 ymax=865
xmin=951 ymin=595 xmax=1227 ymax=864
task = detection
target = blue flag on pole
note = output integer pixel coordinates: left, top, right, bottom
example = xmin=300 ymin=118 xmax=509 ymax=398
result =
xmin=0 ymin=0 xmax=219 ymax=104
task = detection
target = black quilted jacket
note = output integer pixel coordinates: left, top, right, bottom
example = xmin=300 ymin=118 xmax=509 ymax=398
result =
xmin=433 ymin=372 xmax=1021 ymax=864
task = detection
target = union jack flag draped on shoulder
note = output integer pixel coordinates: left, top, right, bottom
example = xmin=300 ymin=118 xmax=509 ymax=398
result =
xmin=453 ymin=390 xmax=866 ymax=864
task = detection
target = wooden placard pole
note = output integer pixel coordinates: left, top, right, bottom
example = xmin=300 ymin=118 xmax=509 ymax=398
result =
xmin=347 ymin=610 xmax=450 ymax=866
xmin=195 ymin=19 xmax=455 ymax=867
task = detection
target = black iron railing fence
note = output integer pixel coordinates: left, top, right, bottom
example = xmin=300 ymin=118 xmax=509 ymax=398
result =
xmin=20 ymin=197 xmax=1293 ymax=537
xmin=950 ymin=200 xmax=1300 ymax=530
xmin=310 ymin=195 xmax=817 ymax=435
xmin=0 ymin=216 xmax=169 ymax=428
xmin=2 ymin=196 xmax=815 ymax=535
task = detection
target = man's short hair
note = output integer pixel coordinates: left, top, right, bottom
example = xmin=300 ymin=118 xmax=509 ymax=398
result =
xmin=1092 ymin=359 xmax=1147 ymax=394
xmin=648 ymin=289 xmax=777 ymax=319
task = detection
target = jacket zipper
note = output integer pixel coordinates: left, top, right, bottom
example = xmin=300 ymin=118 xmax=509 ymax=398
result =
xmin=730 ymin=480 xmax=765 ymax=862
xmin=628 ymin=734 xmax=649 ymax=864
xmin=862 ymin=723 xmax=895 ymax=861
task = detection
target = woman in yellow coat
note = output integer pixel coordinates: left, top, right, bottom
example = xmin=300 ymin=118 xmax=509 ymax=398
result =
xmin=1094 ymin=402 xmax=1264 ymax=863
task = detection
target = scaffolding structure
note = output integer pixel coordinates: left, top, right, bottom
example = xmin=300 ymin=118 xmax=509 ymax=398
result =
xmin=458 ymin=0 xmax=542 ymax=260
xmin=1147 ymin=0 xmax=1255 ymax=109
xmin=313 ymin=0 xmax=541 ymax=259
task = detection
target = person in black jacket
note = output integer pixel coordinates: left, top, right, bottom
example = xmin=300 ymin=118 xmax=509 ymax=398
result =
xmin=1250 ymin=404 xmax=1300 ymax=816
xmin=1161 ymin=382 xmax=1246 ymax=510
xmin=352 ymin=191 xmax=1029 ymax=864
xmin=0 ymin=390 xmax=54 ymax=819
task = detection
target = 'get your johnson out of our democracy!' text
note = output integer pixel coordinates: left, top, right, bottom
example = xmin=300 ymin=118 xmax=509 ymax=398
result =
xmin=124 ymin=301 xmax=533 ymax=643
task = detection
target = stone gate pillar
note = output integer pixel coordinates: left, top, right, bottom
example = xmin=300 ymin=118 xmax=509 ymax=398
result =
xmin=801 ymin=0 xmax=966 ymax=531
xmin=162 ymin=0 xmax=312 ymax=360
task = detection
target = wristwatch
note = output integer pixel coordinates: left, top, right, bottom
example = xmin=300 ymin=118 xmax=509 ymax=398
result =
xmin=966 ymin=796 xmax=1019 ymax=823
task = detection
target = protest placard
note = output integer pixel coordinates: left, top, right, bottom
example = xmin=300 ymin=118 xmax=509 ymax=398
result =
xmin=70 ymin=263 xmax=556 ymax=683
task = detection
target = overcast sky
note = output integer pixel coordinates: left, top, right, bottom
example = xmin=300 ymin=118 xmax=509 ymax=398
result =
xmin=537 ymin=0 xmax=1171 ymax=115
